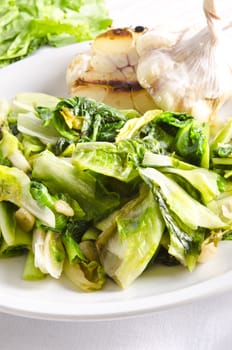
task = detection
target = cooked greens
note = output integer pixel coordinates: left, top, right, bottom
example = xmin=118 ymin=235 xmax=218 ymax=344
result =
xmin=96 ymin=184 xmax=165 ymax=288
xmin=0 ymin=92 xmax=231 ymax=292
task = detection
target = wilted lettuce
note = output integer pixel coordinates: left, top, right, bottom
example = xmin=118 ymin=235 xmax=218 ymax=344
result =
xmin=0 ymin=92 xmax=231 ymax=291
xmin=96 ymin=185 xmax=165 ymax=288
xmin=139 ymin=167 xmax=226 ymax=270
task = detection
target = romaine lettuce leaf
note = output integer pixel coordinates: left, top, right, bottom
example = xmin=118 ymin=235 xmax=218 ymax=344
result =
xmin=32 ymin=150 xmax=120 ymax=220
xmin=0 ymin=164 xmax=55 ymax=227
xmin=96 ymin=185 xmax=165 ymax=288
xmin=0 ymin=0 xmax=112 ymax=67
xmin=64 ymin=259 xmax=105 ymax=292
xmin=0 ymin=224 xmax=32 ymax=258
xmin=139 ymin=167 xmax=226 ymax=230
xmin=155 ymin=189 xmax=206 ymax=270
xmin=73 ymin=141 xmax=138 ymax=182
xmin=175 ymin=121 xmax=210 ymax=168
xmin=36 ymin=96 xmax=127 ymax=142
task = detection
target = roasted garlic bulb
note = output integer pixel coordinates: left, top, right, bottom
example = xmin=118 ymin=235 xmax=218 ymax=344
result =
xmin=67 ymin=0 xmax=232 ymax=121
xmin=137 ymin=0 xmax=232 ymax=122
xmin=66 ymin=27 xmax=156 ymax=113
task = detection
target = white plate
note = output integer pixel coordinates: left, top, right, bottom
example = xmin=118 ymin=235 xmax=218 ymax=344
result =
xmin=0 ymin=44 xmax=232 ymax=321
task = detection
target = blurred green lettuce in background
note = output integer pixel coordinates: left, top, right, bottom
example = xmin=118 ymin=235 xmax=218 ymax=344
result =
xmin=0 ymin=0 xmax=112 ymax=67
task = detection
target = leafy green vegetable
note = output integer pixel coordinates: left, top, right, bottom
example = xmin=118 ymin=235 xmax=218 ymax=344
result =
xmin=142 ymin=151 xmax=222 ymax=204
xmin=0 ymin=128 xmax=31 ymax=172
xmin=175 ymin=121 xmax=210 ymax=168
xmin=30 ymin=181 xmax=69 ymax=231
xmin=155 ymin=189 xmax=206 ymax=270
xmin=96 ymin=185 xmax=165 ymax=288
xmin=32 ymin=150 xmax=120 ymax=220
xmin=22 ymin=250 xmax=46 ymax=280
xmin=1 ymin=91 xmax=232 ymax=291
xmin=210 ymin=119 xmax=232 ymax=175
xmin=64 ymin=259 xmax=105 ymax=292
xmin=62 ymin=231 xmax=87 ymax=264
xmin=142 ymin=152 xmax=196 ymax=169
xmin=17 ymin=111 xmax=60 ymax=145
xmin=137 ymin=111 xmax=192 ymax=148
xmin=0 ymin=0 xmax=112 ymax=67
xmin=12 ymin=92 xmax=60 ymax=112
xmin=162 ymin=167 xmax=223 ymax=204
xmin=0 ymin=201 xmax=16 ymax=245
xmin=139 ymin=167 xmax=226 ymax=230
xmin=73 ymin=141 xmax=138 ymax=182
xmin=207 ymin=188 xmax=232 ymax=226
xmin=32 ymin=228 xmax=65 ymax=278
xmin=139 ymin=167 xmax=228 ymax=269
xmin=36 ymin=96 xmax=127 ymax=142
xmin=0 ymin=164 xmax=55 ymax=227
xmin=0 ymin=224 xmax=32 ymax=258
xmin=211 ymin=119 xmax=232 ymax=155
xmin=154 ymin=245 xmax=180 ymax=266
xmin=116 ymin=110 xmax=162 ymax=142
xmin=72 ymin=137 xmax=165 ymax=183
xmin=222 ymin=230 xmax=232 ymax=241
xmin=21 ymin=135 xmax=45 ymax=158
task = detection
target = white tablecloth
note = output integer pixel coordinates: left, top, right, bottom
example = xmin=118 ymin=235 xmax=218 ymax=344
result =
xmin=1 ymin=291 xmax=232 ymax=350
xmin=1 ymin=1 xmax=232 ymax=349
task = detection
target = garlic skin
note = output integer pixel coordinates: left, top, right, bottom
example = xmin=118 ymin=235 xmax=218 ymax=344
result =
xmin=136 ymin=0 xmax=232 ymax=122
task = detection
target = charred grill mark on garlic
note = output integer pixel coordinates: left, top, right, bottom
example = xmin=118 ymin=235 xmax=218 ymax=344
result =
xmin=74 ymin=79 xmax=142 ymax=91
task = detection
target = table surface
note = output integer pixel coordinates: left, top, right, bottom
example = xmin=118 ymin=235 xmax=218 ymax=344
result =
xmin=1 ymin=1 xmax=232 ymax=349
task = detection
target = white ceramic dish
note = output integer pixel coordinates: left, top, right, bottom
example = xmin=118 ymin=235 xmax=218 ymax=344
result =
xmin=0 ymin=44 xmax=232 ymax=321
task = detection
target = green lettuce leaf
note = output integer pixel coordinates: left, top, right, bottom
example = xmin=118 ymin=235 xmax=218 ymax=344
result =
xmin=96 ymin=185 xmax=165 ymax=288
xmin=32 ymin=150 xmax=120 ymax=220
xmin=64 ymin=259 xmax=105 ymax=292
xmin=36 ymin=96 xmax=127 ymax=142
xmin=0 ymin=0 xmax=112 ymax=67
xmin=139 ymin=167 xmax=226 ymax=230
xmin=0 ymin=164 xmax=55 ymax=227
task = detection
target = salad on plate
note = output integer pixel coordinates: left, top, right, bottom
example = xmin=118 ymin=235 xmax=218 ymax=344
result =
xmin=0 ymin=91 xmax=231 ymax=292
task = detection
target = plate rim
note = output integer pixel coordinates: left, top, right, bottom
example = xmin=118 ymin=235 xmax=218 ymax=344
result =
xmin=0 ymin=268 xmax=232 ymax=321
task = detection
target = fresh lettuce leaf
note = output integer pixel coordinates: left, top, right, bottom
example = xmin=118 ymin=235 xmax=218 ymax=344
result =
xmin=0 ymin=0 xmax=112 ymax=67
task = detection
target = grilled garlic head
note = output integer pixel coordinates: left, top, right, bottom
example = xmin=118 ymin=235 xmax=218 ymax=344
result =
xmin=137 ymin=0 xmax=232 ymax=122
xmin=67 ymin=0 xmax=232 ymax=121
xmin=66 ymin=27 xmax=156 ymax=113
